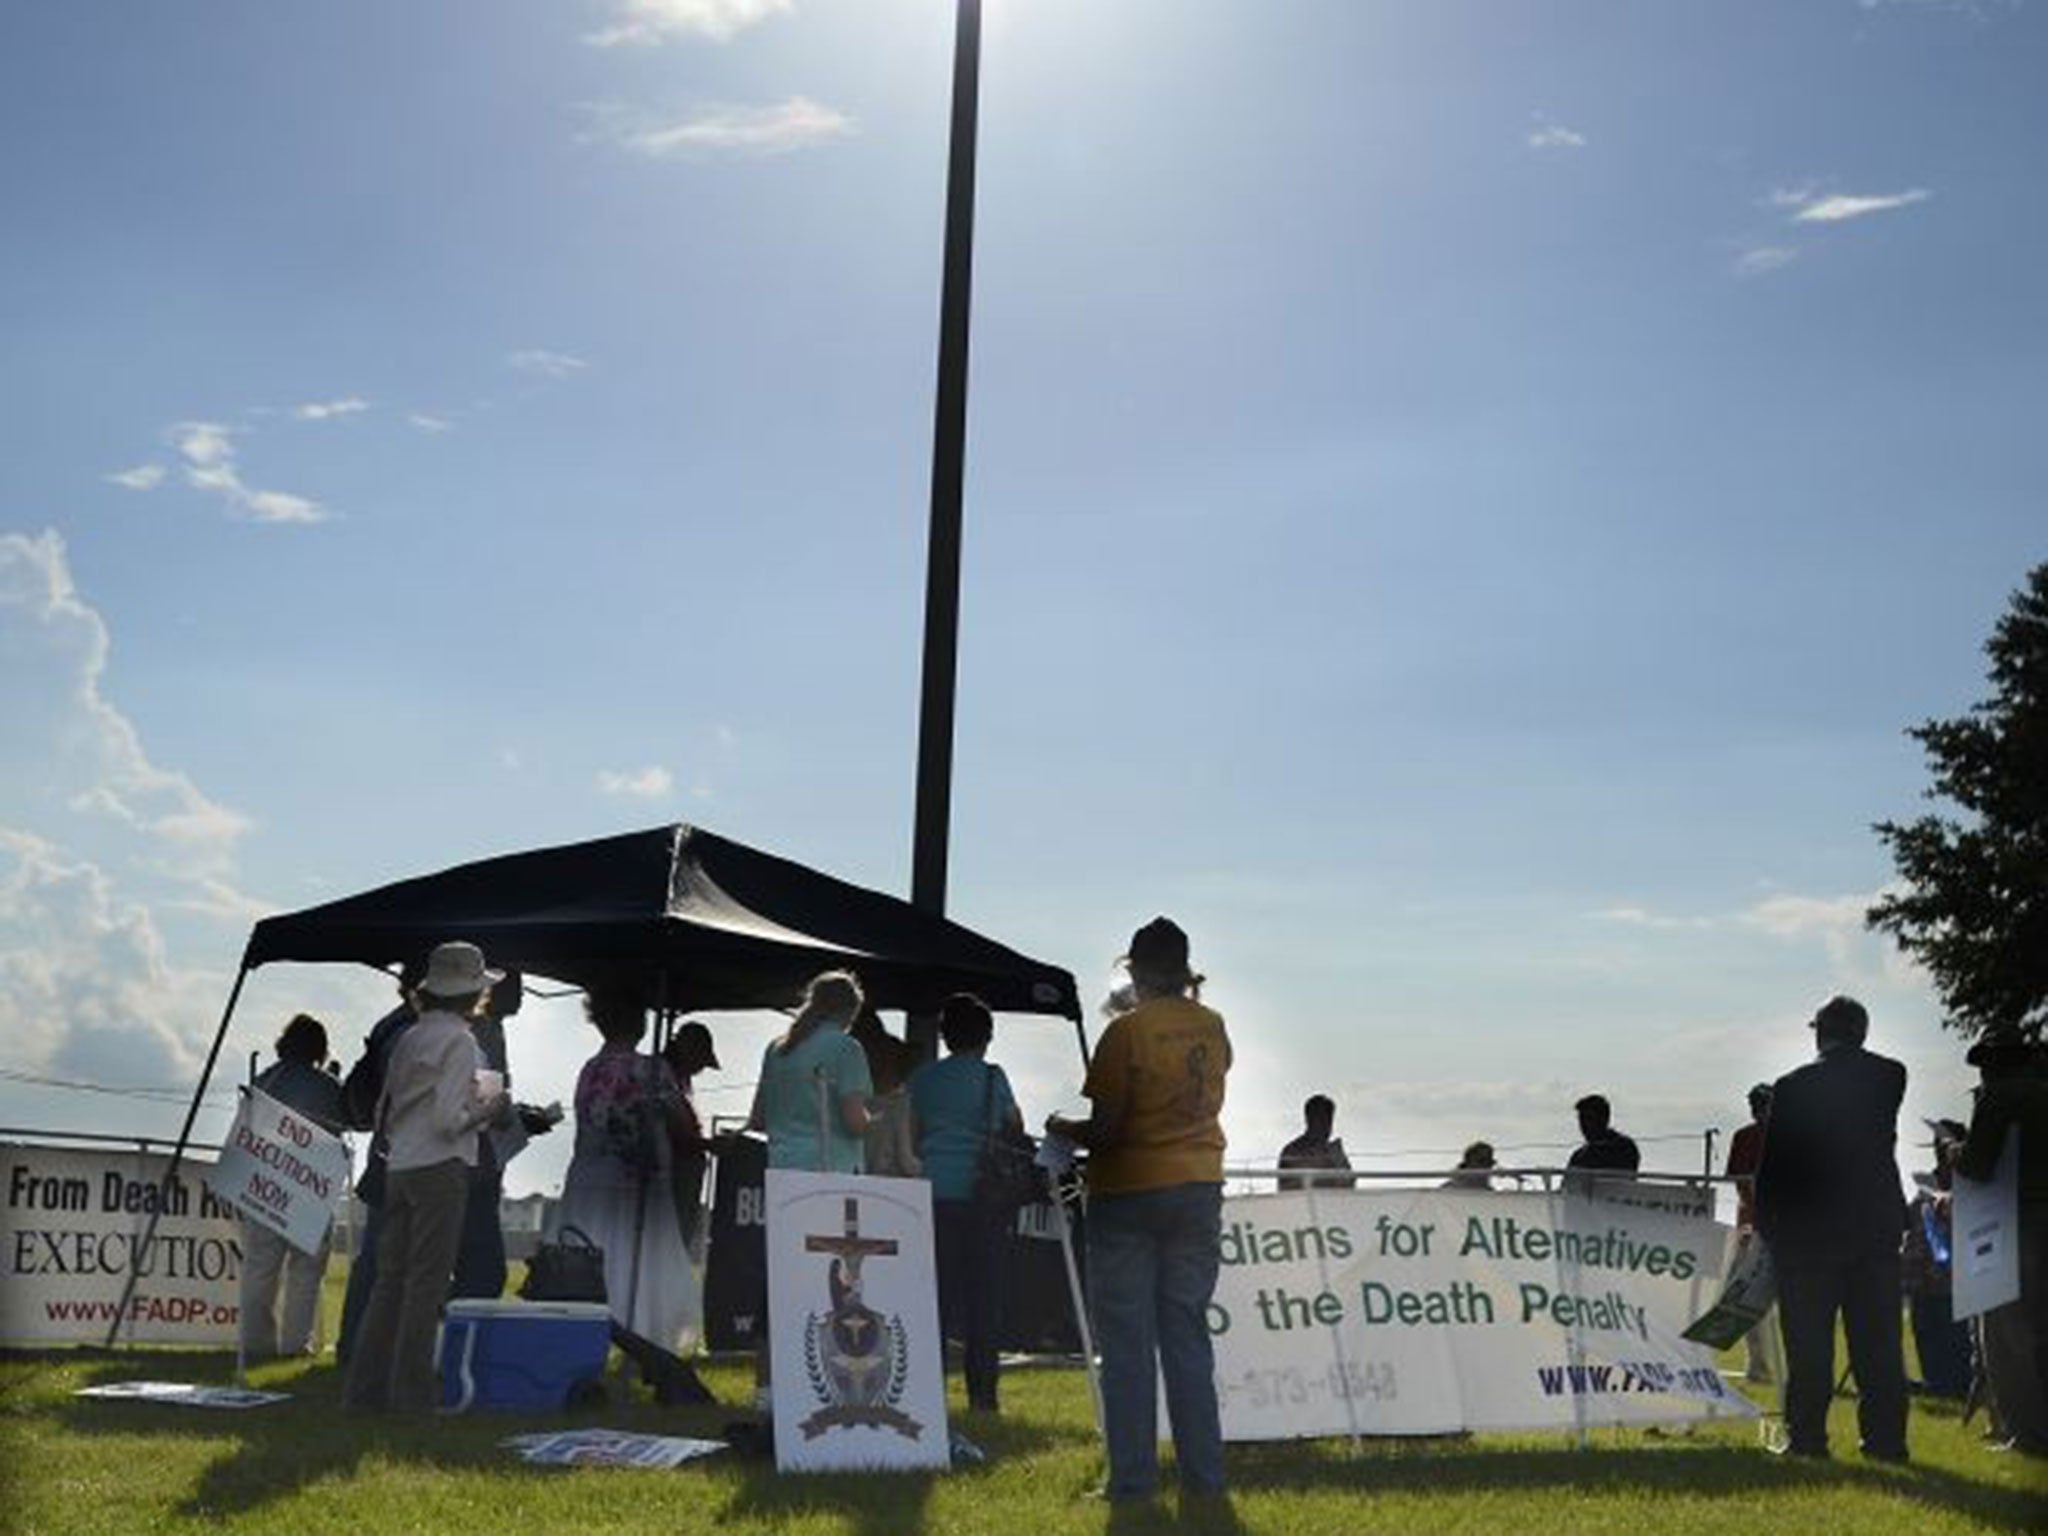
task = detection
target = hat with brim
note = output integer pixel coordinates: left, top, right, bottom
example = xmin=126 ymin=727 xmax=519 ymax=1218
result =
xmin=418 ymin=941 xmax=503 ymax=1000
xmin=1122 ymin=916 xmax=1191 ymax=976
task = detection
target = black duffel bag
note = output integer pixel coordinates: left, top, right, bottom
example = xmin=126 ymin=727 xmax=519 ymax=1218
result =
xmin=520 ymin=1224 xmax=608 ymax=1304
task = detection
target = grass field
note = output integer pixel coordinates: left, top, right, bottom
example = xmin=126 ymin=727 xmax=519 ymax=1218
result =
xmin=2 ymin=1269 xmax=2043 ymax=1536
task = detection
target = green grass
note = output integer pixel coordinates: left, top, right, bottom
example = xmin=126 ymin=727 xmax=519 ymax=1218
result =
xmin=1 ymin=1267 xmax=2042 ymax=1536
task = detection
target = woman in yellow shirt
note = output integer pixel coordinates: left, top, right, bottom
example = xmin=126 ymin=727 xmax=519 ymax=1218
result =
xmin=1048 ymin=917 xmax=1230 ymax=1505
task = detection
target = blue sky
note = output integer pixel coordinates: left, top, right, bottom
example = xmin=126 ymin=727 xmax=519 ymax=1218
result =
xmin=2 ymin=0 xmax=2043 ymax=1196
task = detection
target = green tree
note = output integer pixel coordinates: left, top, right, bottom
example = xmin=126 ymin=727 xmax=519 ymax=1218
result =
xmin=1868 ymin=562 xmax=2048 ymax=1041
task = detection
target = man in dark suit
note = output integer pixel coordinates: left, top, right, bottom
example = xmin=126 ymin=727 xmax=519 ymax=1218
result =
xmin=1754 ymin=995 xmax=1909 ymax=1461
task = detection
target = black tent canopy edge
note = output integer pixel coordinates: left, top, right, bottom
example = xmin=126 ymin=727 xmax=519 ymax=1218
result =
xmin=240 ymin=823 xmax=1084 ymax=1020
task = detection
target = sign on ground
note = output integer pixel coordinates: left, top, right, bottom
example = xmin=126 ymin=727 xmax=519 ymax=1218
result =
xmin=764 ymin=1170 xmax=949 ymax=1472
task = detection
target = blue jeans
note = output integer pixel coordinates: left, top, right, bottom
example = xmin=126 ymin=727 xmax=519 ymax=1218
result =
xmin=1086 ymin=1182 xmax=1225 ymax=1500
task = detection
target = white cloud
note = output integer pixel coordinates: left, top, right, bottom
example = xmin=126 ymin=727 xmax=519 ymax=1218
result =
xmin=597 ymin=765 xmax=675 ymax=799
xmin=104 ymin=464 xmax=166 ymax=491
xmin=1736 ymin=886 xmax=1931 ymax=996
xmin=1591 ymin=905 xmax=1714 ymax=932
xmin=241 ymin=489 xmax=324 ymax=525
xmin=0 ymin=535 xmax=268 ymax=1091
xmin=168 ymin=420 xmax=329 ymax=524
xmin=1788 ymin=189 xmax=1932 ymax=223
xmin=168 ymin=876 xmax=275 ymax=927
xmin=293 ymin=396 xmax=369 ymax=421
xmin=408 ymin=412 xmax=454 ymax=434
xmin=507 ymin=349 xmax=591 ymax=380
xmin=596 ymin=97 xmax=855 ymax=158
xmin=1738 ymin=891 xmax=1872 ymax=940
xmin=0 ymin=829 xmax=206 ymax=1085
xmin=1588 ymin=887 xmax=1926 ymax=996
xmin=0 ymin=530 xmax=251 ymax=867
xmin=173 ymin=421 xmax=235 ymax=470
xmin=1526 ymin=116 xmax=1587 ymax=151
xmin=1733 ymin=245 xmax=1800 ymax=278
xmin=500 ymin=747 xmax=524 ymax=772
xmin=588 ymin=0 xmax=792 ymax=47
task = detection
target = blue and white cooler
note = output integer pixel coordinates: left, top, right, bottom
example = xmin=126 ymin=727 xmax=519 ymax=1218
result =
xmin=437 ymin=1299 xmax=612 ymax=1413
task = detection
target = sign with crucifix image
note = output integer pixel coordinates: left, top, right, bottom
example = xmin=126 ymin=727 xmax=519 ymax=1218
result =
xmin=764 ymin=1170 xmax=949 ymax=1471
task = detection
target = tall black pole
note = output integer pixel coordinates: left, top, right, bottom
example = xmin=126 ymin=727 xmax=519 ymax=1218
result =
xmin=912 ymin=0 xmax=982 ymax=921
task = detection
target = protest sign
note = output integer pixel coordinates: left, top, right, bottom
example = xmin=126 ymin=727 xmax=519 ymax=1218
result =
xmin=74 ymin=1382 xmax=288 ymax=1408
xmin=206 ymin=1087 xmax=351 ymax=1255
xmin=705 ymin=1139 xmax=1081 ymax=1354
xmin=501 ymin=1429 xmax=727 ymax=1467
xmin=1203 ymin=1185 xmax=1752 ymax=1438
xmin=1681 ymin=1229 xmax=1775 ymax=1351
xmin=765 ymin=1170 xmax=949 ymax=1472
xmin=1 ymin=1140 xmax=241 ymax=1346
xmin=1952 ymin=1129 xmax=2021 ymax=1320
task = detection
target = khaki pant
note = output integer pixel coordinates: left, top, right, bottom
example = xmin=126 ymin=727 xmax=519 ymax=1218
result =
xmin=239 ymin=1221 xmax=331 ymax=1357
xmin=343 ymin=1159 xmax=469 ymax=1414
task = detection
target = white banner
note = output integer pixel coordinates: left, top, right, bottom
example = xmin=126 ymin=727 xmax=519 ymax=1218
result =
xmin=1 ymin=1141 xmax=241 ymax=1346
xmin=765 ymin=1170 xmax=949 ymax=1472
xmin=206 ymin=1087 xmax=351 ymax=1256
xmin=1204 ymin=1186 xmax=1754 ymax=1438
xmin=1952 ymin=1128 xmax=2021 ymax=1320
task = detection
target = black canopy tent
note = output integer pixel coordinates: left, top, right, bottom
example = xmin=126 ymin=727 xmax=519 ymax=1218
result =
xmin=243 ymin=823 xmax=1083 ymax=1024
xmin=113 ymin=823 xmax=1084 ymax=1346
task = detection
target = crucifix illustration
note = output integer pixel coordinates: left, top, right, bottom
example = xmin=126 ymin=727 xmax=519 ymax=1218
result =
xmin=799 ymin=1196 xmax=921 ymax=1440
xmin=807 ymin=1198 xmax=900 ymax=1291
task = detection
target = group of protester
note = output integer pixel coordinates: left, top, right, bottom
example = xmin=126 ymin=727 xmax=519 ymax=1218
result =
xmin=1260 ymin=996 xmax=2048 ymax=1470
xmin=233 ymin=918 xmax=1225 ymax=1503
xmin=1734 ymin=999 xmax=2046 ymax=1462
xmin=236 ymin=921 xmax=2044 ymax=1500
xmin=1274 ymin=1089 xmax=1639 ymax=1192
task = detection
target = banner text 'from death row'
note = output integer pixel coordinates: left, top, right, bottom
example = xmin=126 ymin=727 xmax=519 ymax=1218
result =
xmin=2 ymin=1142 xmax=241 ymax=1345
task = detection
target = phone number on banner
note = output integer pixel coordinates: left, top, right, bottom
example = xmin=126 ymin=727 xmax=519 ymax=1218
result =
xmin=1219 ymin=1360 xmax=1399 ymax=1412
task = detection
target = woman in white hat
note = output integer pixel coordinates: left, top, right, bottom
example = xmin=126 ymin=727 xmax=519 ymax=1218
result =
xmin=343 ymin=941 xmax=507 ymax=1414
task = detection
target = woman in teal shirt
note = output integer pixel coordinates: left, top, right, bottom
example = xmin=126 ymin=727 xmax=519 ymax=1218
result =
xmin=908 ymin=993 xmax=1022 ymax=1411
xmin=749 ymin=970 xmax=874 ymax=1173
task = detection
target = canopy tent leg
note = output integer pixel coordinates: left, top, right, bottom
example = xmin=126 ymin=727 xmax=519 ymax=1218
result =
xmin=1052 ymin=1184 xmax=1103 ymax=1436
xmin=653 ymin=969 xmax=673 ymax=1056
xmin=103 ymin=962 xmax=251 ymax=1348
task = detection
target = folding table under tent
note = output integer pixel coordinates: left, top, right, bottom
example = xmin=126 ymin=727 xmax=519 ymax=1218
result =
xmin=114 ymin=823 xmax=1085 ymax=1345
